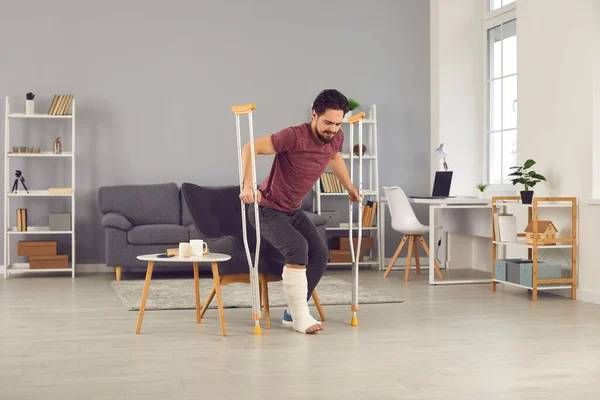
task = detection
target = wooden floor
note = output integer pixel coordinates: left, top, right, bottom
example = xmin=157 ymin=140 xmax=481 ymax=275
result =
xmin=1 ymin=267 xmax=599 ymax=400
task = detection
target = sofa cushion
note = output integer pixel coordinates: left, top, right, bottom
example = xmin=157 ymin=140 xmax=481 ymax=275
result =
xmin=127 ymin=224 xmax=189 ymax=245
xmin=99 ymin=183 xmax=181 ymax=226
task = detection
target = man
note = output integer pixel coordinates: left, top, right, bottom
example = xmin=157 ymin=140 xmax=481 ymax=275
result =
xmin=240 ymin=89 xmax=361 ymax=334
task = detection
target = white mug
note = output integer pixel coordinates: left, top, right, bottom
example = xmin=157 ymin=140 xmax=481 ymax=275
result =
xmin=190 ymin=239 xmax=208 ymax=256
xmin=178 ymin=242 xmax=192 ymax=258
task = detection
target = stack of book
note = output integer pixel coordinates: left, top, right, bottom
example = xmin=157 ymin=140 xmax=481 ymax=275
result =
xmin=361 ymin=201 xmax=377 ymax=227
xmin=319 ymin=172 xmax=345 ymax=193
xmin=16 ymin=208 xmax=27 ymax=231
xmin=47 ymin=94 xmax=73 ymax=115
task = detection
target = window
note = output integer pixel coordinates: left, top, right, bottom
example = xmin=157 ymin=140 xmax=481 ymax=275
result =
xmin=487 ymin=0 xmax=516 ymax=13
xmin=484 ymin=1 xmax=517 ymax=186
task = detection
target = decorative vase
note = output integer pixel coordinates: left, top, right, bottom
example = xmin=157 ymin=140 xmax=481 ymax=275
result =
xmin=53 ymin=136 xmax=62 ymax=154
xmin=520 ymin=190 xmax=534 ymax=204
xmin=25 ymin=100 xmax=34 ymax=115
xmin=353 ymin=144 xmax=367 ymax=156
xmin=478 ymin=192 xmax=486 ymax=199
xmin=343 ymin=110 xmax=353 ymax=122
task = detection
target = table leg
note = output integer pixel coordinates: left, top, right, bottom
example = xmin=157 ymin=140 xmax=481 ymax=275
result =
xmin=211 ymin=262 xmax=226 ymax=337
xmin=429 ymin=206 xmax=435 ymax=284
xmin=193 ymin=262 xmax=201 ymax=324
xmin=136 ymin=261 xmax=154 ymax=334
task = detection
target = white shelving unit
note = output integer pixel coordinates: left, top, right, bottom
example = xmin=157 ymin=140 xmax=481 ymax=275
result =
xmin=3 ymin=96 xmax=76 ymax=278
xmin=314 ymin=104 xmax=382 ymax=270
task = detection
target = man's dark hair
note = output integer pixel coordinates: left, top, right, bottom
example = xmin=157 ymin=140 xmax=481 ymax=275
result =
xmin=312 ymin=89 xmax=349 ymax=116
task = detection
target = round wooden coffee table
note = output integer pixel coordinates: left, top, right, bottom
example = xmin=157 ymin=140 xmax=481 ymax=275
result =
xmin=135 ymin=252 xmax=231 ymax=335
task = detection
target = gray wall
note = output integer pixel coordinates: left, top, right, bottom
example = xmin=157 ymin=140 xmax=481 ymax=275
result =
xmin=0 ymin=0 xmax=430 ymax=265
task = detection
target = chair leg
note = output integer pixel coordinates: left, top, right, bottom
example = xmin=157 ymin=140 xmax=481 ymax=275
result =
xmin=114 ymin=266 xmax=122 ymax=281
xmin=413 ymin=237 xmax=421 ymax=275
xmin=384 ymin=235 xmax=408 ymax=277
xmin=404 ymin=236 xmax=415 ymax=281
xmin=418 ymin=235 xmax=444 ymax=280
xmin=259 ymin=274 xmax=271 ymax=329
xmin=311 ymin=289 xmax=326 ymax=322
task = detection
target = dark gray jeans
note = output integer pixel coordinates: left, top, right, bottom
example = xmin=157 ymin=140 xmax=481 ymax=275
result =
xmin=248 ymin=206 xmax=329 ymax=300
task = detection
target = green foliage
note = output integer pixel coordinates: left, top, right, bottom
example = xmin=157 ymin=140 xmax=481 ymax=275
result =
xmin=348 ymin=98 xmax=360 ymax=111
xmin=476 ymin=183 xmax=488 ymax=192
xmin=508 ymin=159 xmax=546 ymax=191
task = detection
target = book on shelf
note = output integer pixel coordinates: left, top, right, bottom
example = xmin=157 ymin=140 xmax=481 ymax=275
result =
xmin=48 ymin=187 xmax=72 ymax=194
xmin=47 ymin=94 xmax=73 ymax=115
xmin=17 ymin=208 xmax=27 ymax=231
xmin=361 ymin=200 xmax=377 ymax=227
xmin=319 ymin=172 xmax=345 ymax=193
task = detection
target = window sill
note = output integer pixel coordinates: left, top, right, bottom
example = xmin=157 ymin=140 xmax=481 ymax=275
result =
xmin=484 ymin=184 xmax=517 ymax=195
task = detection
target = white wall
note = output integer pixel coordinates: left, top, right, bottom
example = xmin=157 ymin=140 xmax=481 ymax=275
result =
xmin=430 ymin=0 xmax=491 ymax=271
xmin=517 ymin=0 xmax=600 ymax=303
xmin=431 ymin=0 xmax=600 ymax=301
xmin=430 ymin=0 xmax=484 ymax=196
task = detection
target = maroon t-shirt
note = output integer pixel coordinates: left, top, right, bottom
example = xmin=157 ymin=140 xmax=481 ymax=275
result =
xmin=258 ymin=122 xmax=344 ymax=212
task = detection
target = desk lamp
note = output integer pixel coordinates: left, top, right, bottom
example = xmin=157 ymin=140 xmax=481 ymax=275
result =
xmin=434 ymin=143 xmax=448 ymax=171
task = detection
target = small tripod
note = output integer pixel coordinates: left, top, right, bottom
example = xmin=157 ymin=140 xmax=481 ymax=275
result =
xmin=11 ymin=170 xmax=29 ymax=193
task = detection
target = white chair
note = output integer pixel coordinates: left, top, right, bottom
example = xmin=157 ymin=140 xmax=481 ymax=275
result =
xmin=383 ymin=186 xmax=444 ymax=281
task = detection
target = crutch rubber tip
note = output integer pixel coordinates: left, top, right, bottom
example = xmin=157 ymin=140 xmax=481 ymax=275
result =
xmin=350 ymin=316 xmax=359 ymax=327
xmin=254 ymin=325 xmax=262 ymax=336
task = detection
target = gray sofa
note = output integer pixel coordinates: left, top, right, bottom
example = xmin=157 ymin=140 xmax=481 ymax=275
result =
xmin=98 ymin=182 xmax=326 ymax=280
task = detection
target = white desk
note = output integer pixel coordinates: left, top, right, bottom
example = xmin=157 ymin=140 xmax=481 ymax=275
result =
xmin=380 ymin=197 xmax=495 ymax=285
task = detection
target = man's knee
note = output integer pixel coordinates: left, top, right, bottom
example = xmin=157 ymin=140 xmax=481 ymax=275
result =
xmin=285 ymin=237 xmax=309 ymax=266
xmin=311 ymin=239 xmax=330 ymax=268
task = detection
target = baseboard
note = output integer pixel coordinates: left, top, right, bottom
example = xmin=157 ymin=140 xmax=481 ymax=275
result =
xmin=2 ymin=260 xmax=433 ymax=275
xmin=576 ymin=289 xmax=600 ymax=305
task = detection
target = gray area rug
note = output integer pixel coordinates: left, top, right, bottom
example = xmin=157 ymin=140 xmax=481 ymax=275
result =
xmin=111 ymin=276 xmax=402 ymax=311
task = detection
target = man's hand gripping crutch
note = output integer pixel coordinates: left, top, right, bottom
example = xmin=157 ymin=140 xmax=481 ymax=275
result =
xmin=347 ymin=111 xmax=366 ymax=327
xmin=232 ymin=103 xmax=263 ymax=336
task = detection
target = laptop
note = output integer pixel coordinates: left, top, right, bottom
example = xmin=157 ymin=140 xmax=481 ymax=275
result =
xmin=411 ymin=171 xmax=453 ymax=199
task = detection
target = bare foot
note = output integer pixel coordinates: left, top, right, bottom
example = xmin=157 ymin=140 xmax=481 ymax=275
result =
xmin=305 ymin=323 xmax=324 ymax=334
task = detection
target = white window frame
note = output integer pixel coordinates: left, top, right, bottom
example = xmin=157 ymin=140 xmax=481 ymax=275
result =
xmin=483 ymin=0 xmax=517 ymax=193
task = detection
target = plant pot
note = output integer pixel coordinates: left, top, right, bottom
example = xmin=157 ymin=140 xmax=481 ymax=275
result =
xmin=478 ymin=192 xmax=486 ymax=199
xmin=520 ymin=190 xmax=534 ymax=204
xmin=343 ymin=110 xmax=353 ymax=122
xmin=25 ymin=100 xmax=35 ymax=115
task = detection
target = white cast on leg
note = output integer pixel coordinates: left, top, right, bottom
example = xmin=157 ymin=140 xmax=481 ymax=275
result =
xmin=282 ymin=266 xmax=320 ymax=333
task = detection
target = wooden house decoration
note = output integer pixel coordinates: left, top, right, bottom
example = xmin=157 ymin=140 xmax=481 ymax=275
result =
xmin=524 ymin=220 xmax=558 ymax=245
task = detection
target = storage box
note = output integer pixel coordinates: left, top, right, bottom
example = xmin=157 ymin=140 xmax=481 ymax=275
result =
xmin=320 ymin=211 xmax=340 ymax=228
xmin=29 ymin=254 xmax=69 ymax=269
xmin=49 ymin=213 xmax=71 ymax=231
xmin=506 ymin=260 xmax=561 ymax=286
xmin=506 ymin=260 xmax=533 ymax=284
xmin=519 ymin=262 xmax=562 ymax=287
xmin=494 ymin=258 xmax=526 ymax=281
xmin=329 ymin=249 xmax=364 ymax=263
xmin=331 ymin=236 xmax=374 ymax=251
xmin=17 ymin=240 xmax=57 ymax=257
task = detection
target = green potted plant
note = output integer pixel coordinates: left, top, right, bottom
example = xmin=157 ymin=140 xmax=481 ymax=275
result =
xmin=508 ymin=159 xmax=546 ymax=204
xmin=476 ymin=182 xmax=488 ymax=198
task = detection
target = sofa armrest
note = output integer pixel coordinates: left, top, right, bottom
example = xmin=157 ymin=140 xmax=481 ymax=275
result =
xmin=101 ymin=213 xmax=133 ymax=231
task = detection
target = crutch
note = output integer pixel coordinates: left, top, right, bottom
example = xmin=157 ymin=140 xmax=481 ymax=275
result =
xmin=232 ymin=103 xmax=262 ymax=336
xmin=347 ymin=111 xmax=366 ymax=327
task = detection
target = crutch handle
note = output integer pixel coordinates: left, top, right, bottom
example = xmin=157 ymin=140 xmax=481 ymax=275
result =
xmin=348 ymin=112 xmax=366 ymax=124
xmin=232 ymin=104 xmax=256 ymax=114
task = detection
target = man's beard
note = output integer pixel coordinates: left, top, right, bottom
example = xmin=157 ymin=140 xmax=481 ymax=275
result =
xmin=316 ymin=127 xmax=335 ymax=144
